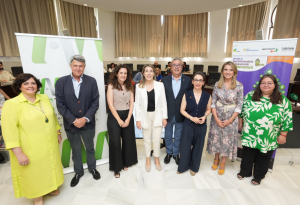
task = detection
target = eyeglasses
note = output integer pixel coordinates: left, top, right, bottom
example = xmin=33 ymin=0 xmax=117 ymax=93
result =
xmin=172 ymin=64 xmax=182 ymax=67
xmin=193 ymin=79 xmax=204 ymax=82
xmin=261 ymin=82 xmax=274 ymax=86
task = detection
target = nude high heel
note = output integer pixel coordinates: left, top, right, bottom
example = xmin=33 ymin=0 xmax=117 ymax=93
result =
xmin=154 ymin=161 xmax=162 ymax=171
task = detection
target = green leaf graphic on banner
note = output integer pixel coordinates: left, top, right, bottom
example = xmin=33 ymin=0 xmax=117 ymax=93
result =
xmin=40 ymin=79 xmax=46 ymax=94
xmin=61 ymin=131 xmax=108 ymax=167
xmin=54 ymin=77 xmax=60 ymax=87
xmin=40 ymin=78 xmax=57 ymax=95
xmin=75 ymin=39 xmax=85 ymax=55
xmin=81 ymin=144 xmax=87 ymax=163
xmin=95 ymin=131 xmax=109 ymax=160
xmin=32 ymin=37 xmax=47 ymax=64
xmin=61 ymin=139 xmax=71 ymax=168
xmin=95 ymin=40 xmax=103 ymax=62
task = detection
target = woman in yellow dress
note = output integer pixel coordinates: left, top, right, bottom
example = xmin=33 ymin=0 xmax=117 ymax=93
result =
xmin=2 ymin=74 xmax=64 ymax=205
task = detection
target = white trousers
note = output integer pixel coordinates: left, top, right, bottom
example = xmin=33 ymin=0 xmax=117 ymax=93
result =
xmin=142 ymin=112 xmax=162 ymax=157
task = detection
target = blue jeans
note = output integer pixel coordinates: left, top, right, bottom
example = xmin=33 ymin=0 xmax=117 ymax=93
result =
xmin=66 ymin=127 xmax=96 ymax=175
xmin=164 ymin=116 xmax=183 ymax=157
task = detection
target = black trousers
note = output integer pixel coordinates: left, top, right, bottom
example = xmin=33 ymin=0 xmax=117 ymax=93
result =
xmin=65 ymin=127 xmax=96 ymax=175
xmin=239 ymin=146 xmax=274 ymax=180
xmin=107 ymin=110 xmax=138 ymax=173
xmin=178 ymin=124 xmax=206 ymax=173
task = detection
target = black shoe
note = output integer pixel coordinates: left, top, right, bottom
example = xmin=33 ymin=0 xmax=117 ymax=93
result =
xmin=70 ymin=173 xmax=84 ymax=187
xmin=173 ymin=155 xmax=180 ymax=165
xmin=164 ymin=154 xmax=172 ymax=164
xmin=89 ymin=169 xmax=101 ymax=180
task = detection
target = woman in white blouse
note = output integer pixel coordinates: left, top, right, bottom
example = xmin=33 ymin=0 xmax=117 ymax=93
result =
xmin=135 ymin=64 xmax=168 ymax=172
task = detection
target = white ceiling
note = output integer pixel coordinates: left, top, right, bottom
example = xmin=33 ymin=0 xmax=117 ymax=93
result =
xmin=65 ymin=0 xmax=265 ymax=15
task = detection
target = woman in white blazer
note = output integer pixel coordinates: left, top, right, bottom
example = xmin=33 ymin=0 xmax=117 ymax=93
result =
xmin=135 ymin=64 xmax=168 ymax=172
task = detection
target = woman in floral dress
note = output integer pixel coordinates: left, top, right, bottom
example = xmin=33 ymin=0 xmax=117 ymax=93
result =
xmin=237 ymin=74 xmax=293 ymax=185
xmin=207 ymin=61 xmax=243 ymax=175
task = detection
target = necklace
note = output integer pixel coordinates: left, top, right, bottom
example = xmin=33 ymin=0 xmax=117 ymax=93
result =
xmin=30 ymin=101 xmax=49 ymax=123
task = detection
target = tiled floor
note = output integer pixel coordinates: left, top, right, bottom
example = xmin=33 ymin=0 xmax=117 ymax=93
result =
xmin=1 ymin=115 xmax=300 ymax=204
xmin=1 ymin=141 xmax=300 ymax=205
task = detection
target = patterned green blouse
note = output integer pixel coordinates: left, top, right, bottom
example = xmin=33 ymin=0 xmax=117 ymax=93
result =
xmin=240 ymin=91 xmax=293 ymax=153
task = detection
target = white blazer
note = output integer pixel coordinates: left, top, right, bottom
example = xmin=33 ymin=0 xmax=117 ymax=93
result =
xmin=135 ymin=81 xmax=168 ymax=129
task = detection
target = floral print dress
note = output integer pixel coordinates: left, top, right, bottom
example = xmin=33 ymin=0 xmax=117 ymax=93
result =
xmin=239 ymin=91 xmax=293 ymax=153
xmin=207 ymin=81 xmax=244 ymax=160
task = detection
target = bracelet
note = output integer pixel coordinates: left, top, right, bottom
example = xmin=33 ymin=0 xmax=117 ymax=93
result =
xmin=189 ymin=116 xmax=191 ymax=120
xmin=230 ymin=117 xmax=235 ymax=123
xmin=280 ymin=134 xmax=287 ymax=137
xmin=57 ymin=132 xmax=61 ymax=135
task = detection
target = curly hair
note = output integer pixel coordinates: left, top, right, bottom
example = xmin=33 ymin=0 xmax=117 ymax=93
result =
xmin=252 ymin=74 xmax=282 ymax=104
xmin=12 ymin=73 xmax=42 ymax=94
xmin=108 ymin=64 xmax=133 ymax=92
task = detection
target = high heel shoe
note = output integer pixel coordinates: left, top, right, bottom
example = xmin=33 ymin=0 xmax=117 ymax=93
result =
xmin=114 ymin=172 xmax=120 ymax=178
xmin=211 ymin=159 xmax=220 ymax=171
xmin=218 ymin=164 xmax=226 ymax=175
xmin=145 ymin=162 xmax=151 ymax=172
xmin=190 ymin=170 xmax=196 ymax=176
xmin=154 ymin=161 xmax=162 ymax=171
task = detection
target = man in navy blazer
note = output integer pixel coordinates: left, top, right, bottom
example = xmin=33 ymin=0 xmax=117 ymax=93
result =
xmin=55 ymin=55 xmax=100 ymax=187
xmin=162 ymin=57 xmax=192 ymax=165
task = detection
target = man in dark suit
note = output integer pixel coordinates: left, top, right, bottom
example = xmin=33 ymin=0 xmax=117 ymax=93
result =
xmin=55 ymin=55 xmax=100 ymax=187
xmin=162 ymin=57 xmax=192 ymax=165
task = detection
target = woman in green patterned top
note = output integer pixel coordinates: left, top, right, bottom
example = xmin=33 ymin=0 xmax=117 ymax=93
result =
xmin=237 ymin=74 xmax=293 ymax=185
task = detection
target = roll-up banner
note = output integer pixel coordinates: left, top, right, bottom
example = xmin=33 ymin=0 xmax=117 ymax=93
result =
xmin=15 ymin=33 xmax=109 ymax=173
xmin=232 ymin=38 xmax=298 ymax=168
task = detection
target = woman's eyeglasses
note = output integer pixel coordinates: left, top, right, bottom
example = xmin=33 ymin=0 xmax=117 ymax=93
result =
xmin=193 ymin=79 xmax=204 ymax=82
xmin=261 ymin=82 xmax=274 ymax=86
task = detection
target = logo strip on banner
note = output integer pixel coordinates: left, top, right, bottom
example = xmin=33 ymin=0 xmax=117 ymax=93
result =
xmin=233 ymin=39 xmax=298 ymax=96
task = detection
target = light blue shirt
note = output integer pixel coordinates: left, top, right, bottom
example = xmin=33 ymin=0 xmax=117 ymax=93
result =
xmin=71 ymin=74 xmax=90 ymax=123
xmin=172 ymin=74 xmax=182 ymax=98
xmin=71 ymin=74 xmax=83 ymax=98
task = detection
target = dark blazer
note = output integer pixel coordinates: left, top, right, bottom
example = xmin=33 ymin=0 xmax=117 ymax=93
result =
xmin=162 ymin=74 xmax=192 ymax=123
xmin=55 ymin=74 xmax=99 ymax=132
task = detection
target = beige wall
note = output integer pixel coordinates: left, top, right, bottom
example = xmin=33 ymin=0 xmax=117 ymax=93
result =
xmin=0 ymin=58 xmax=22 ymax=74
xmin=0 ymin=1 xmax=299 ymax=80
xmin=97 ymin=7 xmax=299 ymax=80
xmin=98 ymin=8 xmax=231 ymax=73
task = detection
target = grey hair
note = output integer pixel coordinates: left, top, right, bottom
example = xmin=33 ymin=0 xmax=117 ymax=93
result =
xmin=70 ymin=55 xmax=86 ymax=65
xmin=172 ymin=57 xmax=182 ymax=64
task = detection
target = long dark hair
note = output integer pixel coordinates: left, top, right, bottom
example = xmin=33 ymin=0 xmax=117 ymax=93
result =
xmin=252 ymin=74 xmax=282 ymax=104
xmin=108 ymin=64 xmax=133 ymax=92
